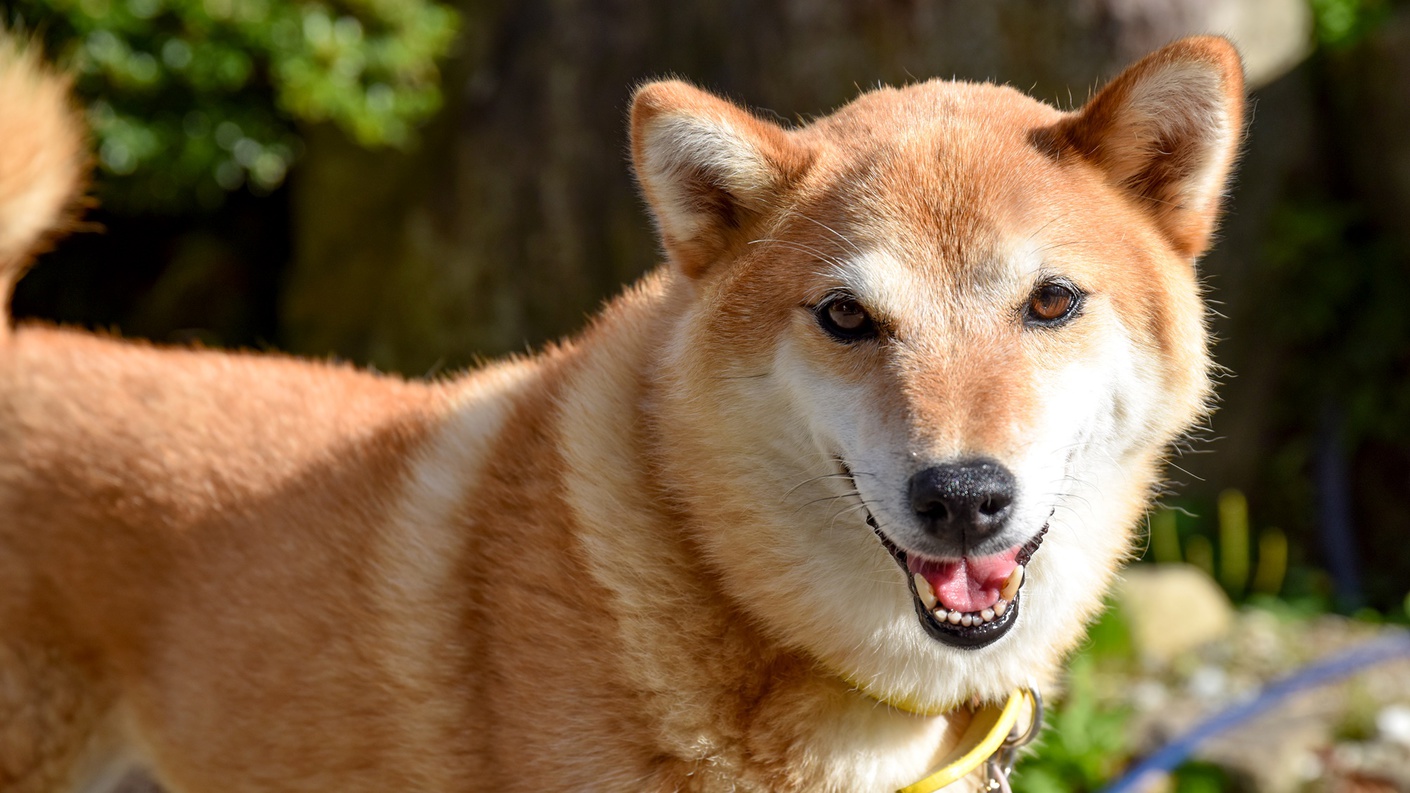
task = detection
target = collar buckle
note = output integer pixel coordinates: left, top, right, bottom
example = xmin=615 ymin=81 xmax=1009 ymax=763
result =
xmin=983 ymin=688 xmax=1044 ymax=792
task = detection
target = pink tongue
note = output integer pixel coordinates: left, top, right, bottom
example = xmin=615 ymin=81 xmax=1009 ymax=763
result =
xmin=908 ymin=548 xmax=1022 ymax=613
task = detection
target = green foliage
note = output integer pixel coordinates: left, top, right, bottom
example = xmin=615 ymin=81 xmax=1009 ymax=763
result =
xmin=1250 ymin=527 xmax=1288 ymax=599
xmin=1217 ymin=490 xmax=1250 ymax=597
xmin=1143 ymin=499 xmax=1287 ymax=605
xmin=1308 ymin=0 xmax=1392 ymax=48
xmin=1169 ymin=762 xmax=1234 ymax=793
xmin=1148 ymin=508 xmax=1182 ymax=566
xmin=1015 ymin=606 xmax=1135 ymax=793
xmin=1016 ymin=658 xmax=1133 ymax=792
xmin=1332 ymin=681 xmax=1381 ymax=742
xmin=11 ymin=0 xmax=458 ymax=210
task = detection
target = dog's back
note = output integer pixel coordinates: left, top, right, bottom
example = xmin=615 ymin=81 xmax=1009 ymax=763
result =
xmin=0 ymin=333 xmax=446 ymax=787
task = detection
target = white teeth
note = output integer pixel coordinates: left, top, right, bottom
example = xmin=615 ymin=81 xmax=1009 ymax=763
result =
xmin=935 ymin=601 xmax=1012 ymax=628
xmin=1000 ymin=565 xmax=1025 ymax=601
xmin=913 ymin=574 xmax=937 ymax=610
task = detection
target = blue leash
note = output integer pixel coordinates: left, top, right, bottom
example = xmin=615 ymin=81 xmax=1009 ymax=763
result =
xmin=1097 ymin=630 xmax=1410 ymax=793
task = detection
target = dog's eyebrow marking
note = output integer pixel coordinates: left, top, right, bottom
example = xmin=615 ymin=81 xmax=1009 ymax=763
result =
xmin=1003 ymin=234 xmax=1064 ymax=285
xmin=823 ymin=249 xmax=918 ymax=314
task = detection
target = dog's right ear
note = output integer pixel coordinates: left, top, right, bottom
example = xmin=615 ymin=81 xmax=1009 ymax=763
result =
xmin=631 ymin=81 xmax=808 ymax=279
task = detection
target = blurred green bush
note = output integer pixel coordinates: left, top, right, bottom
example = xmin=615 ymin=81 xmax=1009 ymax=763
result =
xmin=1017 ymin=607 xmax=1137 ymax=793
xmin=1309 ymin=0 xmax=1392 ymax=47
xmin=10 ymin=0 xmax=458 ymax=211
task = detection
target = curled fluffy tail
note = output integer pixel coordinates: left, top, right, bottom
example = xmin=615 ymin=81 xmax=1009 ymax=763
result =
xmin=0 ymin=33 xmax=86 ymax=326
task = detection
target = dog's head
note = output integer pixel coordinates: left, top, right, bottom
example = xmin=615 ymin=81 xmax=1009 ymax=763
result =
xmin=632 ymin=38 xmax=1243 ymax=711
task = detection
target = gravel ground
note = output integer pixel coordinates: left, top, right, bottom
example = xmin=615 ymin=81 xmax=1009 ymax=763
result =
xmin=1096 ymin=610 xmax=1410 ymax=792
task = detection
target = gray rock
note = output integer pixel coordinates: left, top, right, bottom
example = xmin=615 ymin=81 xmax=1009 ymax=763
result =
xmin=1117 ymin=565 xmax=1236 ymax=664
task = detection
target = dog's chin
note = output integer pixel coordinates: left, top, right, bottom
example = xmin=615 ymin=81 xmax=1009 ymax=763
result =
xmin=864 ymin=514 xmax=1048 ymax=651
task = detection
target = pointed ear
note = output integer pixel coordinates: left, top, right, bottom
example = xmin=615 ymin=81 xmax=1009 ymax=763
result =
xmin=630 ymin=80 xmax=809 ymax=278
xmin=1058 ymin=36 xmax=1246 ymax=259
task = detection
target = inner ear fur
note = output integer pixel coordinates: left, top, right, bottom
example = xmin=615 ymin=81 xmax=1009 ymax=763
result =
xmin=1058 ymin=36 xmax=1246 ymax=259
xmin=630 ymin=80 xmax=809 ymax=278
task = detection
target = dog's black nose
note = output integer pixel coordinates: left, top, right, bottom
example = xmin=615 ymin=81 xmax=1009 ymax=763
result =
xmin=908 ymin=460 xmax=1016 ymax=542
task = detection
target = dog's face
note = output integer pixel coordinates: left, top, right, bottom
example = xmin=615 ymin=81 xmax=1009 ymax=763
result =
xmin=634 ymin=38 xmax=1243 ymax=712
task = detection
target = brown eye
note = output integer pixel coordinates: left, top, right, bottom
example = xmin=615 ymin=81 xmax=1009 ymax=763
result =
xmin=816 ymin=296 xmax=878 ymax=341
xmin=1024 ymin=282 xmax=1082 ymax=326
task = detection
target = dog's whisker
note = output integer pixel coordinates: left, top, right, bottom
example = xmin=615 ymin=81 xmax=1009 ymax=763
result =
xmin=750 ymin=238 xmax=849 ymax=268
xmin=796 ymin=213 xmax=864 ymax=255
xmin=783 ymin=471 xmax=865 ymax=499
xmin=791 ymin=491 xmax=863 ymax=520
xmin=827 ymin=502 xmax=874 ymax=532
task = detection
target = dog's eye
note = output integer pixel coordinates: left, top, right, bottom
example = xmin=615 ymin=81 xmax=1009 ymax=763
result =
xmin=816 ymin=297 xmax=878 ymax=342
xmin=1024 ymin=282 xmax=1082 ymax=326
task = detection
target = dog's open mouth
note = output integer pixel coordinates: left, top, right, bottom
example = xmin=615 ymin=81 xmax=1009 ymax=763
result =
xmin=868 ymin=516 xmax=1046 ymax=649
xmin=838 ymin=458 xmax=1046 ymax=649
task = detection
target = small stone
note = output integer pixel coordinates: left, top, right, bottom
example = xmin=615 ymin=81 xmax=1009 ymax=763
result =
xmin=1115 ymin=564 xmax=1234 ymax=664
xmin=1377 ymin=704 xmax=1410 ymax=747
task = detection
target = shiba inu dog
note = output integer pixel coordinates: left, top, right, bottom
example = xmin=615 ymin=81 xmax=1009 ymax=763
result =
xmin=0 ymin=33 xmax=1243 ymax=793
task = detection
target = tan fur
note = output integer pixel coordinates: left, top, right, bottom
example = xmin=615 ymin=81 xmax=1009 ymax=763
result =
xmin=0 ymin=36 xmax=86 ymax=317
xmin=0 ymin=37 xmax=1244 ymax=792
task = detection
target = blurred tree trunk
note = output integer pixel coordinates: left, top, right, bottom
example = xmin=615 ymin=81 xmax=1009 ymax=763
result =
xmin=282 ymin=0 xmax=1308 ymax=374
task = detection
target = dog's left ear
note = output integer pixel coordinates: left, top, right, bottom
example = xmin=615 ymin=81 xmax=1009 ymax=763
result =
xmin=631 ymin=80 xmax=809 ymax=278
xmin=1058 ymin=36 xmax=1246 ymax=259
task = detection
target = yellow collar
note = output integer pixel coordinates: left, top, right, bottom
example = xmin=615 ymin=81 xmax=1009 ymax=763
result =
xmin=896 ymin=688 xmax=1041 ymax=793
